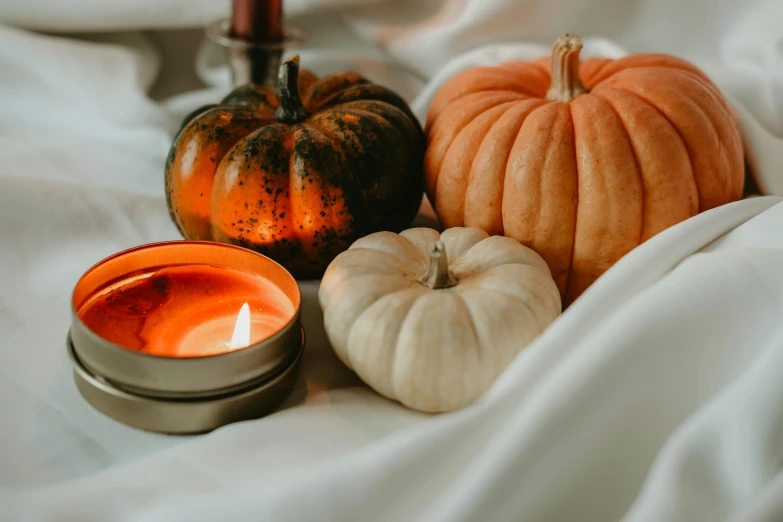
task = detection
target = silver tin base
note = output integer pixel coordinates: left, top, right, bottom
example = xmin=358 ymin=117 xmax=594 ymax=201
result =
xmin=68 ymin=328 xmax=304 ymax=434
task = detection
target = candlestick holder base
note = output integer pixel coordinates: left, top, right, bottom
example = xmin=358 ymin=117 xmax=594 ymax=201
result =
xmin=206 ymin=19 xmax=304 ymax=88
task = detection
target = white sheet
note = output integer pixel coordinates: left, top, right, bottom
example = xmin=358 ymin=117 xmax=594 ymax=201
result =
xmin=1 ymin=1 xmax=782 ymax=520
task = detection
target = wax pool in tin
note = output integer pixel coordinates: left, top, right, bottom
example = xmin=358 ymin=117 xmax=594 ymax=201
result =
xmin=77 ymin=264 xmax=295 ymax=357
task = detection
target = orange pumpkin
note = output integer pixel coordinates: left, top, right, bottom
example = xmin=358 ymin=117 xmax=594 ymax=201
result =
xmin=425 ymin=34 xmax=744 ymax=304
xmin=166 ymin=55 xmax=424 ymax=278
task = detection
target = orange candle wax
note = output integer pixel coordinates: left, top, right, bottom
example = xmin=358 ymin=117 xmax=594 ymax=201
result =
xmin=78 ymin=264 xmax=295 ymax=357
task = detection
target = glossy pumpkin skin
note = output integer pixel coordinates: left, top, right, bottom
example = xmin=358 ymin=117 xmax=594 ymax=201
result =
xmin=166 ymin=56 xmax=425 ymax=278
xmin=424 ymin=35 xmax=744 ymax=304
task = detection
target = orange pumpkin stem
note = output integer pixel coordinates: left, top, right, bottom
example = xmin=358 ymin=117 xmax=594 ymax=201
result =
xmin=276 ymin=55 xmax=310 ymax=123
xmin=546 ymin=34 xmax=589 ymax=102
xmin=419 ymin=241 xmax=457 ymax=289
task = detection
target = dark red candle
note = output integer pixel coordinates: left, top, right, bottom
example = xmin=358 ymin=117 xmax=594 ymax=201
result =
xmin=231 ymin=0 xmax=284 ymax=42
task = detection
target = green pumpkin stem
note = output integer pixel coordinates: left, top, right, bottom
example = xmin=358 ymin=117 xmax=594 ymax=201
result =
xmin=276 ymin=55 xmax=310 ymax=123
xmin=419 ymin=241 xmax=457 ymax=290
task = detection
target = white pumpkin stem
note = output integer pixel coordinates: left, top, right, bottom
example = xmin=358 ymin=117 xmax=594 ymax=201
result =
xmin=419 ymin=241 xmax=457 ymax=290
xmin=546 ymin=34 xmax=589 ymax=102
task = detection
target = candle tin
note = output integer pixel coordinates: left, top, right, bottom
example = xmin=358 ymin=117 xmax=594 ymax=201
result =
xmin=68 ymin=241 xmax=304 ymax=434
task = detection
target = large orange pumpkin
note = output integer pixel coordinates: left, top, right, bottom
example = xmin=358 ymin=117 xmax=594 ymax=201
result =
xmin=166 ymin=55 xmax=424 ymax=278
xmin=425 ymin=34 xmax=744 ymax=304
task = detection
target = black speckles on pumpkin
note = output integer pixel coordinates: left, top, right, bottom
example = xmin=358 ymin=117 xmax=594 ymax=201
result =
xmin=205 ymin=125 xmax=229 ymax=142
xmin=241 ymin=127 xmax=289 ymax=174
xmin=311 ymin=227 xmax=345 ymax=259
xmin=168 ymin=67 xmax=424 ymax=277
xmin=173 ymin=104 xmax=220 ymax=139
xmin=244 ymin=141 xmax=260 ymax=160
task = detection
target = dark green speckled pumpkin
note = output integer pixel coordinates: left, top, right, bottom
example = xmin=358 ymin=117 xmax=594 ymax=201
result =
xmin=165 ymin=55 xmax=425 ymax=278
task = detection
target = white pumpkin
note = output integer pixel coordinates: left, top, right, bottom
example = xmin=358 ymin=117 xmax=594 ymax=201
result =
xmin=318 ymin=227 xmax=562 ymax=412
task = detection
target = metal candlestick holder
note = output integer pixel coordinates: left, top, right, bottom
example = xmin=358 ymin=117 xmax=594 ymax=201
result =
xmin=206 ymin=19 xmax=304 ymax=88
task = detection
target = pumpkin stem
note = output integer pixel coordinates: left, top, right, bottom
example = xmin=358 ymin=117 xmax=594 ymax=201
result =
xmin=419 ymin=241 xmax=457 ymax=290
xmin=276 ymin=55 xmax=310 ymax=123
xmin=546 ymin=34 xmax=589 ymax=102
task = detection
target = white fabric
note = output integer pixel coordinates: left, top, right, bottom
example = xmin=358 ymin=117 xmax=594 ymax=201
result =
xmin=1 ymin=0 xmax=782 ymax=520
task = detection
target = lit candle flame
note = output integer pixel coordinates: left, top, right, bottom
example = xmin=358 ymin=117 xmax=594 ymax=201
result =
xmin=227 ymin=302 xmax=251 ymax=350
